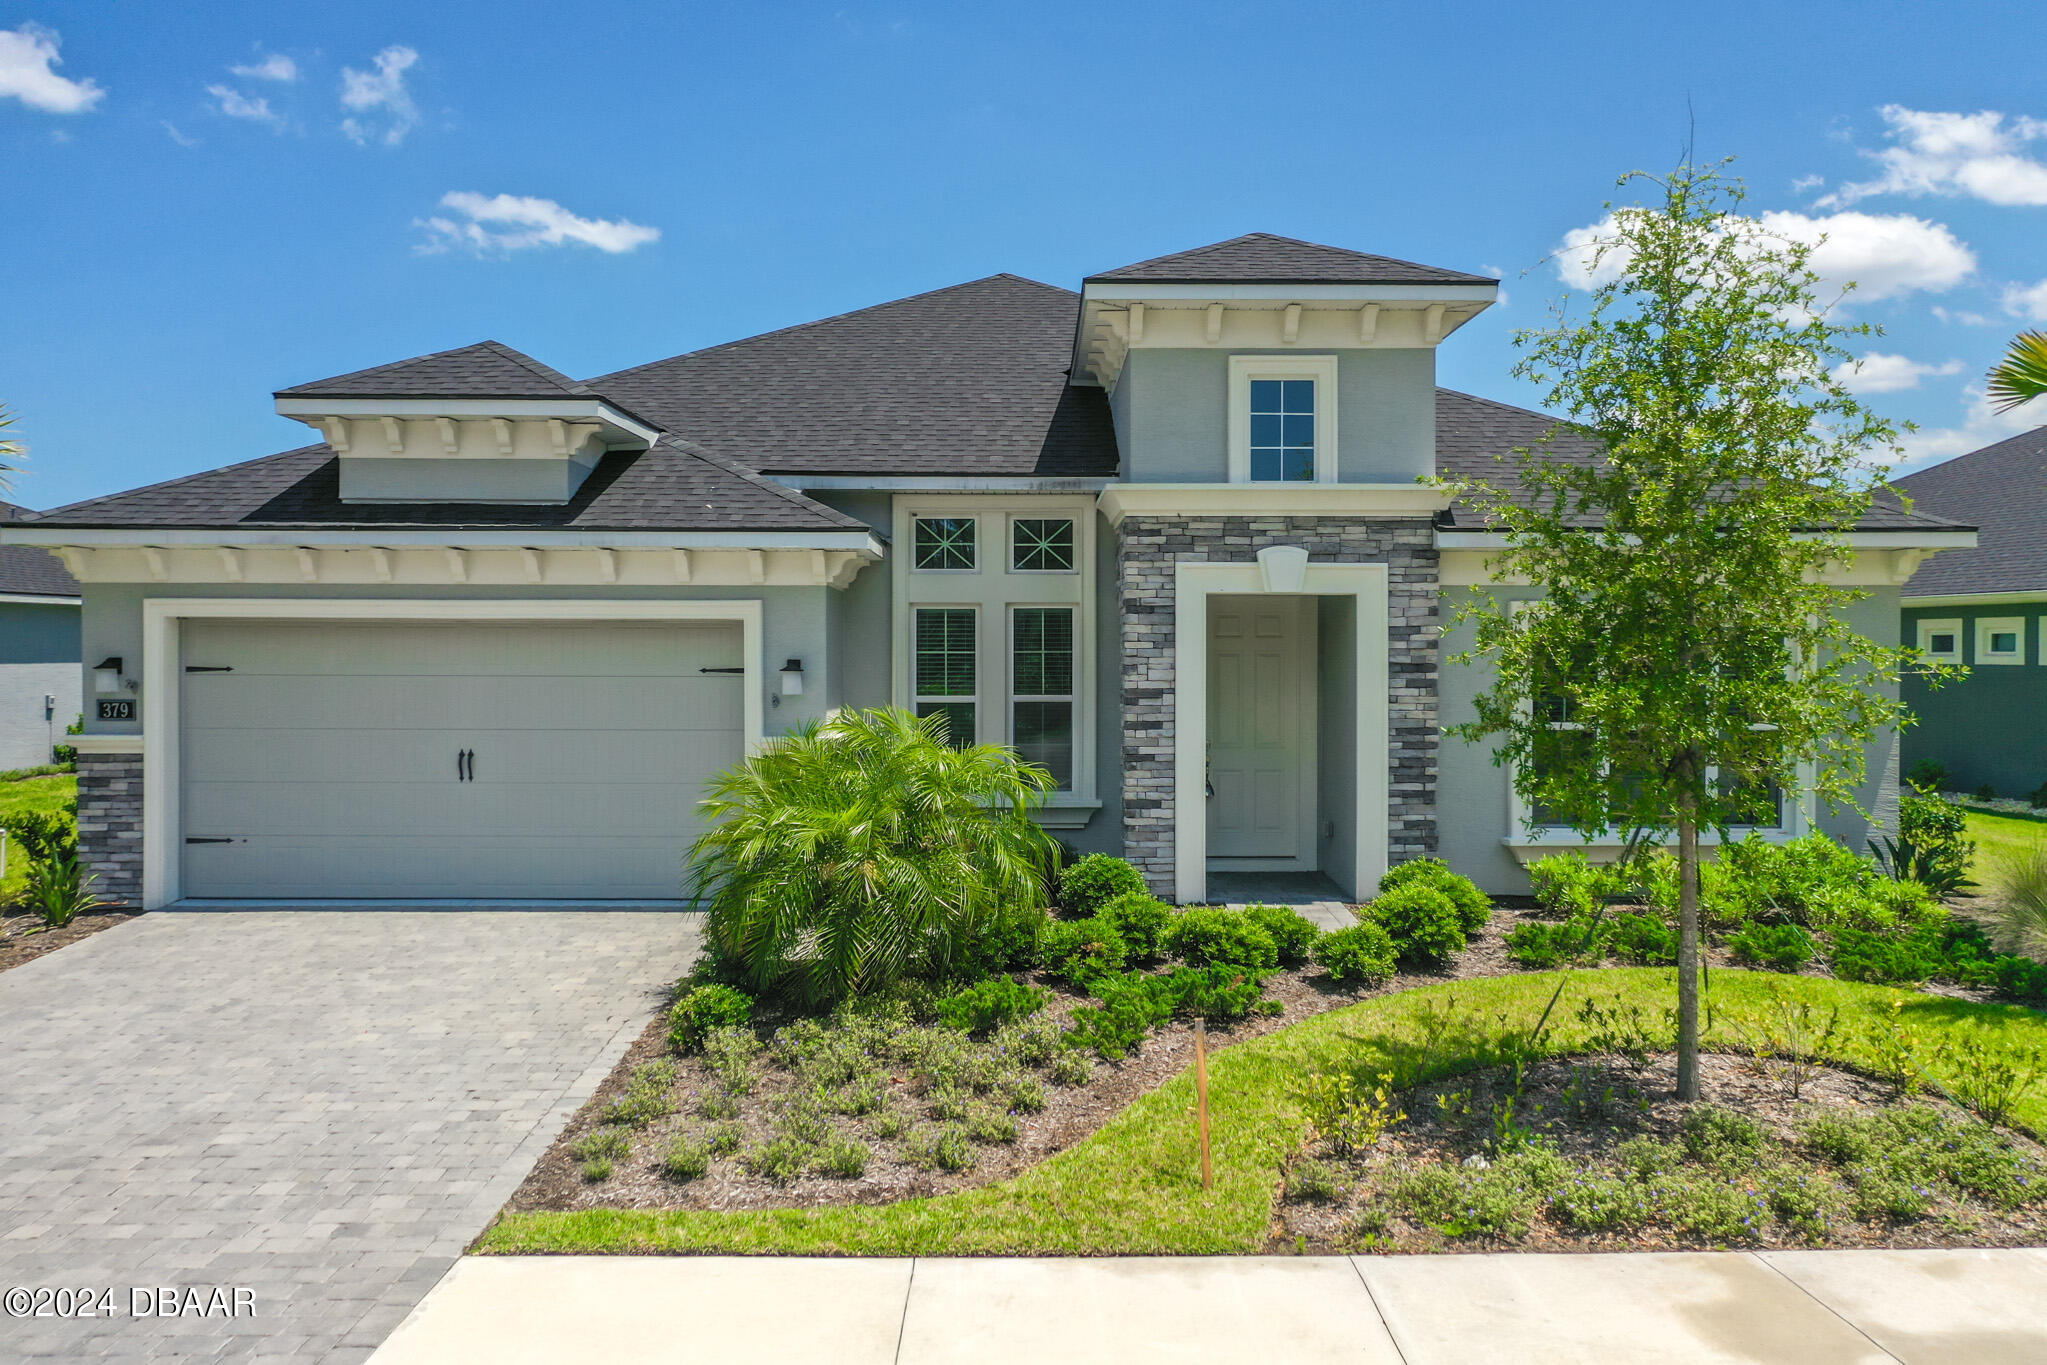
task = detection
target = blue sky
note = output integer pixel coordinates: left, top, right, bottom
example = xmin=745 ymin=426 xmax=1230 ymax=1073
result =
xmin=2 ymin=0 xmax=2043 ymax=509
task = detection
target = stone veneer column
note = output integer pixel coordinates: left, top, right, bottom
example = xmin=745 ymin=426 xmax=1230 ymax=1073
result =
xmin=76 ymin=751 xmax=144 ymax=906
xmin=1117 ymin=514 xmax=1440 ymax=898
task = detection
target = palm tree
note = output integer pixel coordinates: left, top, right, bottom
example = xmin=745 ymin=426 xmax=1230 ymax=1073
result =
xmin=0 ymin=405 xmax=19 ymax=491
xmin=1988 ymin=331 xmax=2047 ymax=413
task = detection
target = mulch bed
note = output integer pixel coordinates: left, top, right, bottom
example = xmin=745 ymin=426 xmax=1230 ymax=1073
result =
xmin=1274 ymin=1051 xmax=2047 ymax=1253
xmin=0 ymin=906 xmax=141 ymax=974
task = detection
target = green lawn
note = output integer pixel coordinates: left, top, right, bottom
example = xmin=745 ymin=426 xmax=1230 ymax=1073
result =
xmin=1967 ymin=809 xmax=2047 ymax=882
xmin=477 ymin=968 xmax=2047 ymax=1257
xmin=0 ymin=773 xmax=76 ymax=901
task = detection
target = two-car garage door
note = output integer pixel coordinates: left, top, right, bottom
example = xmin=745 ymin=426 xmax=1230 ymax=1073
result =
xmin=178 ymin=619 xmax=744 ymax=900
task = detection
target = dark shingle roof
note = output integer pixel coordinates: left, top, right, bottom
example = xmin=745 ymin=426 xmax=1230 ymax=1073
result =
xmin=276 ymin=340 xmax=590 ymax=401
xmin=0 ymin=501 xmax=81 ymax=598
xmin=1892 ymin=424 xmax=2047 ymax=596
xmin=22 ymin=440 xmax=865 ymax=534
xmin=1434 ymin=389 xmax=1970 ymax=534
xmin=1087 ymin=233 xmax=1496 ymax=286
xmin=588 ymin=275 xmax=1119 ymax=477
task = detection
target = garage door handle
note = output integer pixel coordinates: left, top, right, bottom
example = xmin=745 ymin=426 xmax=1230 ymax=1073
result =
xmin=698 ymin=666 xmax=744 ymax=674
xmin=185 ymin=837 xmax=233 ymax=844
xmin=184 ymin=665 xmax=234 ymax=673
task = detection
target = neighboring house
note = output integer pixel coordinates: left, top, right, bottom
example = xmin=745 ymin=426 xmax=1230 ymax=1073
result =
xmin=0 ymin=500 xmax=82 ymax=772
xmin=0 ymin=234 xmax=1974 ymax=909
xmin=1894 ymin=424 xmax=2047 ymax=800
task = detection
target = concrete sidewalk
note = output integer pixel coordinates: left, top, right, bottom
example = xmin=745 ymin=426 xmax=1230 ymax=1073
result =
xmin=370 ymin=1248 xmax=2047 ymax=1364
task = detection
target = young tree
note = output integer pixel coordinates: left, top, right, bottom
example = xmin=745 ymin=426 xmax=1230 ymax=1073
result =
xmin=1445 ymin=161 xmax=1929 ymax=1100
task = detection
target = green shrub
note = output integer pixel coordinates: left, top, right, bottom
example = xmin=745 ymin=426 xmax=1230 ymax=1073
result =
xmin=708 ymin=1122 xmax=745 ymax=1156
xmin=1679 ymin=1106 xmax=1768 ymax=1170
xmin=1154 ymin=964 xmax=1270 ymax=1022
xmin=1313 ymin=922 xmax=1398 ymax=986
xmin=1874 ymin=790 xmax=1974 ymax=894
xmin=1005 ymin=1075 xmax=1047 ymax=1113
xmin=1242 ymin=904 xmax=1322 ymax=965
xmin=1049 ymin=1050 xmax=1093 ymax=1086
xmin=949 ymin=905 xmax=1050 ymax=978
xmin=690 ymin=707 xmax=1059 ymax=1006
xmin=816 ymin=1136 xmax=870 ymax=1178
xmin=1097 ymin=892 xmax=1173 ymax=960
xmin=1381 ymin=858 xmax=1493 ymax=936
xmin=990 ymin=1015 xmax=1063 ymax=1068
xmin=601 ymin=1061 xmax=677 ymax=1127
xmin=1162 ymin=907 xmax=1279 ymax=972
xmin=1906 ymin=758 xmax=1948 ymax=791
xmin=1727 ymin=922 xmax=1814 ymax=973
xmin=1990 ymin=953 xmax=2047 ymax=1006
xmin=1064 ymin=972 xmax=1175 ymax=1059
xmin=1058 ymin=854 xmax=1148 ymax=916
xmin=1604 ymin=911 xmax=1677 ymax=966
xmin=1367 ymin=884 xmax=1466 ymax=967
xmin=1526 ymin=853 xmax=1624 ymax=919
xmin=21 ymin=854 xmax=105 ymax=928
xmin=667 ymin=983 xmax=755 ymax=1055
xmin=1287 ymin=1158 xmax=1344 ymax=1203
xmin=1660 ymin=1174 xmax=1767 ymax=1242
xmin=745 ymin=1136 xmax=814 ymax=1183
xmin=1829 ymin=926 xmax=1947 ymax=984
xmin=912 ymin=1124 xmax=977 ymax=1172
xmin=1549 ymin=1172 xmax=1656 ymax=1231
xmin=660 ymin=1136 xmax=711 ymax=1182
xmin=964 ymin=1106 xmax=1019 ymax=1144
xmin=934 ymin=976 xmax=1050 ymax=1036
xmin=6 ymin=804 xmax=77 ymax=866
xmin=702 ymin=1025 xmax=764 ymax=1094
xmin=1505 ymin=917 xmax=1600 ymax=969
xmin=1392 ymin=1148 xmax=1570 ymax=1239
xmin=1039 ymin=916 xmax=1129 ymax=983
xmin=571 ymin=1128 xmax=631 ymax=1163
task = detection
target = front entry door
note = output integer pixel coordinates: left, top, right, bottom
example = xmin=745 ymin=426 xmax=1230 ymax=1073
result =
xmin=1206 ymin=596 xmax=1316 ymax=864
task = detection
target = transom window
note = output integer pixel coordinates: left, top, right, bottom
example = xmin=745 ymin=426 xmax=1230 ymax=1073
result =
xmin=1248 ymin=379 xmax=1316 ymax=482
xmin=1918 ymin=618 xmax=1962 ymax=664
xmin=913 ymin=608 xmax=977 ymax=745
xmin=1977 ymin=617 xmax=2025 ymax=665
xmin=913 ymin=517 xmax=976 ymax=571
xmin=1011 ymin=518 xmax=1076 ymax=573
xmin=1011 ymin=607 xmax=1075 ymax=788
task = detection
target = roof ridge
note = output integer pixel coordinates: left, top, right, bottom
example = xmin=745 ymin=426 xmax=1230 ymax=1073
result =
xmin=477 ymin=340 xmax=587 ymax=395
xmin=584 ymin=274 xmax=1076 ymax=386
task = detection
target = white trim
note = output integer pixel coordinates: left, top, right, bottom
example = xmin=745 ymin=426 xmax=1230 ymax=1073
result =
xmin=275 ymin=396 xmax=659 ymax=446
xmin=768 ymin=476 xmax=1113 ymax=493
xmin=1082 ymin=282 xmax=1498 ymax=304
xmin=0 ymin=593 xmax=82 ymax=607
xmin=1173 ymin=559 xmax=1388 ymax=905
xmin=1905 ymin=590 xmax=2047 ymax=607
xmin=1917 ymin=617 xmax=1963 ymax=665
xmin=1099 ymin=484 xmax=1451 ymax=526
xmin=1975 ymin=616 xmax=2026 ymax=665
xmin=1435 ymin=528 xmax=1978 ymax=551
xmin=1227 ymin=355 xmax=1339 ymax=484
xmin=70 ymin=733 xmax=144 ymax=755
xmin=136 ymin=597 xmax=764 ymax=911
xmin=1 ymin=526 xmax=882 ymax=552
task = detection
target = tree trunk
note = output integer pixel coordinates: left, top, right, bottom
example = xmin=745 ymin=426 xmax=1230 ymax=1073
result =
xmin=1675 ymin=792 xmax=1702 ymax=1102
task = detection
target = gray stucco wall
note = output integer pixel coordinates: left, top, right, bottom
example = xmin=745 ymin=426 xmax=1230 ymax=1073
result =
xmin=1900 ymin=599 xmax=2047 ymax=799
xmin=75 ymin=581 xmax=842 ymax=744
xmin=814 ymin=492 xmax=895 ymax=714
xmin=0 ymin=599 xmax=81 ymax=664
xmin=1114 ymin=348 xmax=1436 ymax=484
xmin=1064 ymin=508 xmax=1126 ymax=857
xmin=337 ymin=453 xmax=600 ymax=503
xmin=1439 ymin=585 xmax=1905 ymax=895
xmin=0 ymin=600 xmax=82 ymax=770
xmin=1316 ymin=594 xmax=1359 ymax=898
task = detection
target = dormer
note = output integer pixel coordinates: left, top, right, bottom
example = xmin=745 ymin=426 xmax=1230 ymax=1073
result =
xmin=1071 ymin=234 xmax=1498 ymax=485
xmin=274 ymin=340 xmax=660 ymax=504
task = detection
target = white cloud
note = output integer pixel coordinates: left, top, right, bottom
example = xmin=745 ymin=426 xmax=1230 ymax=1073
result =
xmin=1791 ymin=173 xmax=1826 ymax=195
xmin=1932 ymin=305 xmax=1996 ymax=326
xmin=2002 ymin=279 xmax=2047 ymax=324
xmin=414 ymin=192 xmax=662 ymax=257
xmin=1893 ymin=385 xmax=2044 ymax=470
xmin=1482 ymin=264 xmax=1510 ymax=307
xmin=162 ymin=121 xmax=197 ymax=148
xmin=340 ymin=45 xmax=419 ymax=146
xmin=1823 ymin=105 xmax=2047 ymax=208
xmin=206 ymin=84 xmax=281 ymax=127
xmin=1555 ymin=208 xmax=1975 ymax=306
xmin=0 ymin=22 xmax=104 ymax=114
xmin=1832 ymin=352 xmax=1966 ymax=394
xmin=230 ymin=52 xmax=298 ymax=83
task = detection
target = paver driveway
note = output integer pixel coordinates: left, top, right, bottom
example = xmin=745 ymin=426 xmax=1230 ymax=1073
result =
xmin=0 ymin=909 xmax=696 ymax=1363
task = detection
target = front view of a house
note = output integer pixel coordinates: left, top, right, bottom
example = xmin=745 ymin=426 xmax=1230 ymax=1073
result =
xmin=3 ymin=234 xmax=1974 ymax=909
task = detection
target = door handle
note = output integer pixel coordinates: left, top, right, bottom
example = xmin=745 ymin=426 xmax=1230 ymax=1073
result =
xmin=457 ymin=748 xmax=474 ymax=782
xmin=466 ymin=748 xmax=476 ymax=782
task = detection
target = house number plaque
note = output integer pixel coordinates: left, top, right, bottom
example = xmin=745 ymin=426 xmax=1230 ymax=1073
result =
xmin=97 ymin=699 xmax=136 ymax=721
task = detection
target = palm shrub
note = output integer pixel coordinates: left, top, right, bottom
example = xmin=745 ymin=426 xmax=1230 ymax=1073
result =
xmin=688 ymin=707 xmax=1058 ymax=1007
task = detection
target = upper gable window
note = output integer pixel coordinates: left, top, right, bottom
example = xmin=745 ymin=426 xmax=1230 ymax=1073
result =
xmin=1011 ymin=518 xmax=1076 ymax=573
xmin=1228 ymin=355 xmax=1338 ymax=483
xmin=913 ymin=516 xmax=976 ymax=571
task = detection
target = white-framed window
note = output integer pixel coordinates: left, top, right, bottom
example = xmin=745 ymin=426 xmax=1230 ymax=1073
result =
xmin=1011 ymin=517 xmax=1077 ymax=573
xmin=1917 ymin=617 xmax=1962 ymax=664
xmin=912 ymin=606 xmax=977 ymax=745
xmin=1010 ymin=606 xmax=1076 ymax=789
xmin=1227 ymin=354 xmax=1338 ymax=484
xmin=1976 ymin=616 xmax=2025 ymax=665
xmin=912 ymin=515 xmax=976 ymax=571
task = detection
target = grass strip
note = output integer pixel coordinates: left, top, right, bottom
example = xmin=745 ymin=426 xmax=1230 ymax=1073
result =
xmin=478 ymin=968 xmax=2047 ymax=1256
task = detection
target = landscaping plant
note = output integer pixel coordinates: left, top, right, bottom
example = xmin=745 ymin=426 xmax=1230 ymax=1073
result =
xmin=1095 ymin=891 xmax=1172 ymax=960
xmin=1367 ymin=883 xmax=1466 ymax=967
xmin=667 ymin=983 xmax=755 ymax=1055
xmin=1444 ymin=160 xmax=1942 ymax=1099
xmin=1312 ymin=922 xmax=1398 ymax=987
xmin=1058 ymin=853 xmax=1148 ymax=916
xmin=1379 ymin=858 xmax=1493 ymax=935
xmin=688 ymin=707 xmax=1059 ymax=1006
xmin=1161 ymin=907 xmax=1279 ymax=972
xmin=1242 ymin=904 xmax=1322 ymax=965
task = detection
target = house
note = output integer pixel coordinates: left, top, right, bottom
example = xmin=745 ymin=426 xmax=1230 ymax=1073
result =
xmin=0 ymin=234 xmax=1975 ymax=909
xmin=0 ymin=500 xmax=81 ymax=771
xmin=1894 ymin=423 xmax=2047 ymax=800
